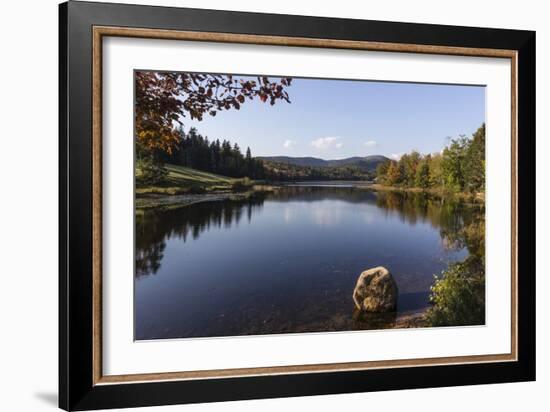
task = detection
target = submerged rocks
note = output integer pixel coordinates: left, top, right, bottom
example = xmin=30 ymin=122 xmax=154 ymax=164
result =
xmin=353 ymin=267 xmax=398 ymax=313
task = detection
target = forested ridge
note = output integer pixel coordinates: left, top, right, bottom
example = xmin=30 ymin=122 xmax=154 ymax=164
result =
xmin=140 ymin=126 xmax=385 ymax=184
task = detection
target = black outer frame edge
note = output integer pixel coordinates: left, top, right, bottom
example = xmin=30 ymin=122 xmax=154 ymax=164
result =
xmin=59 ymin=1 xmax=536 ymax=410
xmin=516 ymin=31 xmax=537 ymax=380
xmin=59 ymin=2 xmax=69 ymax=411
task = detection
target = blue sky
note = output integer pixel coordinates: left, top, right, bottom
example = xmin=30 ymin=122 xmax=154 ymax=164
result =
xmin=185 ymin=75 xmax=485 ymax=160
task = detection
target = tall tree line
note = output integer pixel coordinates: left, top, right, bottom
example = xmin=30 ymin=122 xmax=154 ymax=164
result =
xmin=160 ymin=127 xmax=266 ymax=179
xmin=376 ymin=124 xmax=485 ymax=193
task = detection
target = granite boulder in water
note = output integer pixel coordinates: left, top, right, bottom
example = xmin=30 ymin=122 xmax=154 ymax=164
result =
xmin=353 ymin=266 xmax=398 ymax=312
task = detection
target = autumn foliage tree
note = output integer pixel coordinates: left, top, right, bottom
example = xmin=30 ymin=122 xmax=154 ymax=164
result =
xmin=135 ymin=71 xmax=293 ymax=157
xmin=375 ymin=124 xmax=485 ymax=193
xmin=386 ymin=161 xmax=404 ymax=185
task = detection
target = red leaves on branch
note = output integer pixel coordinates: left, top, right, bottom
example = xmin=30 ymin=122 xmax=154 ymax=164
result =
xmin=135 ymin=72 xmax=292 ymax=154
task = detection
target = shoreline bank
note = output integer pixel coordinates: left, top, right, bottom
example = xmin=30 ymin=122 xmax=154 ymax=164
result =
xmin=364 ymin=183 xmax=485 ymax=202
xmin=136 ymin=185 xmax=277 ymax=210
xmin=136 ymin=181 xmax=484 ymax=210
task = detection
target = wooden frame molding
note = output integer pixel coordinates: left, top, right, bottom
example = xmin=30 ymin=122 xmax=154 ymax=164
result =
xmin=91 ymin=26 xmax=518 ymax=386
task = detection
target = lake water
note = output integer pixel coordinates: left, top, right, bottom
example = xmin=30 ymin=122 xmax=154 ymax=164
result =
xmin=135 ymin=185 xmax=481 ymax=340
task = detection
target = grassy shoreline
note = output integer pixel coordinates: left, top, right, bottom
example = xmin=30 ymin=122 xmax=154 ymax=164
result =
xmin=136 ymin=190 xmax=267 ymax=211
xmin=136 ymin=163 xmax=268 ymax=195
xmin=136 ymin=164 xmax=484 ymax=210
xmin=364 ymin=183 xmax=485 ymax=202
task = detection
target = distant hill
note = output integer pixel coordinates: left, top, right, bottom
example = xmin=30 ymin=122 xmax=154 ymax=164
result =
xmin=258 ymin=155 xmax=390 ymax=172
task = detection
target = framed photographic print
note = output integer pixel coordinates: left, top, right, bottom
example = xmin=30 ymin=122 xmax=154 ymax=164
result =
xmin=59 ymin=1 xmax=536 ymax=410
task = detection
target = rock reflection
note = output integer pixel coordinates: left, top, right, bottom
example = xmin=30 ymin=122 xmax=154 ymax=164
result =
xmin=352 ymin=308 xmax=398 ymax=330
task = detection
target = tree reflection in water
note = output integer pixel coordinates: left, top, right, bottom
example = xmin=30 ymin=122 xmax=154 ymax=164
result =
xmin=135 ymin=186 xmax=485 ymax=332
xmin=136 ymin=193 xmax=266 ymax=278
xmin=137 ymin=188 xmax=483 ymax=279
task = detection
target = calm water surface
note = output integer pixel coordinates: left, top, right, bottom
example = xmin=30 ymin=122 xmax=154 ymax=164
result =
xmin=135 ymin=185 xmax=480 ymax=340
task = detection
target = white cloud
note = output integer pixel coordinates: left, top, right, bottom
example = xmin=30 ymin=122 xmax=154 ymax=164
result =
xmin=310 ymin=136 xmax=343 ymax=150
xmin=364 ymin=140 xmax=377 ymax=148
xmin=283 ymin=139 xmax=295 ymax=149
xmin=390 ymin=153 xmax=403 ymax=160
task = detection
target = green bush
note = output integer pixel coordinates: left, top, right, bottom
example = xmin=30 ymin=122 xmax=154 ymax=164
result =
xmin=136 ymin=156 xmax=168 ymax=185
xmin=231 ymin=177 xmax=253 ymax=192
xmin=425 ymin=259 xmax=485 ymax=327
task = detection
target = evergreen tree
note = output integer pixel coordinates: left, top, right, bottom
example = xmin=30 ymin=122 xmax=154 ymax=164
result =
xmin=245 ymin=147 xmax=253 ymax=175
xmin=160 ymin=128 xmax=265 ymax=179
